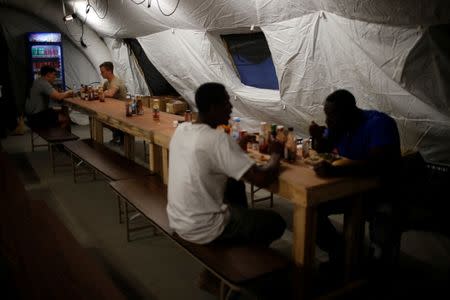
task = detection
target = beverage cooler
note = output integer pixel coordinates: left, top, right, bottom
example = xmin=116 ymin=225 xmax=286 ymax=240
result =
xmin=27 ymin=32 xmax=65 ymax=91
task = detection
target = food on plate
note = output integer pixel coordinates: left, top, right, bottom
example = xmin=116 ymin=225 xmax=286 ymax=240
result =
xmin=331 ymin=157 xmax=352 ymax=166
xmin=303 ymin=151 xmax=340 ymax=166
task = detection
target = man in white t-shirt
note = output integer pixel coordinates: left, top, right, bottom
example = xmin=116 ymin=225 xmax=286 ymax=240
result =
xmin=167 ymin=83 xmax=286 ymax=247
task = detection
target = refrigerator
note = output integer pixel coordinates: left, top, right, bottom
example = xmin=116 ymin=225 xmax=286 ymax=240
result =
xmin=27 ymin=32 xmax=65 ymax=91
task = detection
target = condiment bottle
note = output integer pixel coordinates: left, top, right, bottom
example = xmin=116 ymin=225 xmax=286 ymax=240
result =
xmin=153 ymin=103 xmax=160 ymax=121
xmin=184 ymin=109 xmax=192 ymax=122
xmin=98 ymin=86 xmax=104 ymax=102
xmin=231 ymin=117 xmax=241 ymax=141
xmin=284 ymin=127 xmax=297 ymax=163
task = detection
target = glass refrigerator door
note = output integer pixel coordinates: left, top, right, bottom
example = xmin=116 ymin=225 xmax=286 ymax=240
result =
xmin=31 ymin=44 xmax=63 ymax=89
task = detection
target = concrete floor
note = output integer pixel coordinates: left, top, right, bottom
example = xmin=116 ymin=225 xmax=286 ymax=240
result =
xmin=1 ymin=123 xmax=450 ymax=299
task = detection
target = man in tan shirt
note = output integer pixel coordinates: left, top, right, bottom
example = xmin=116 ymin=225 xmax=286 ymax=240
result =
xmin=99 ymin=61 xmax=128 ymax=145
xmin=100 ymin=61 xmax=127 ymax=99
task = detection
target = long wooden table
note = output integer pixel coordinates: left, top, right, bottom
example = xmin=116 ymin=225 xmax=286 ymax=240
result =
xmin=64 ymin=97 xmax=183 ymax=183
xmin=65 ymin=97 xmax=378 ymax=296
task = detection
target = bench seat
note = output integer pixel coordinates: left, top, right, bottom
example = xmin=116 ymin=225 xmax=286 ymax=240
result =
xmin=63 ymin=138 xmax=152 ymax=182
xmin=31 ymin=126 xmax=79 ymax=144
xmin=29 ymin=126 xmax=79 ymax=173
xmin=109 ymin=178 xmax=292 ymax=299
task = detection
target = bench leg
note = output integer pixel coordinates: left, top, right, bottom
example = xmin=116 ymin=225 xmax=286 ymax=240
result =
xmin=143 ymin=140 xmax=149 ymax=162
xmin=72 ymin=155 xmax=88 ymax=183
xmin=125 ymin=201 xmax=131 ymax=242
xmin=117 ymin=195 xmax=123 ymax=224
xmin=250 ymin=184 xmax=254 ymax=208
xmin=71 ymin=153 xmax=76 ymax=183
xmin=220 ymin=282 xmax=243 ymax=300
xmin=220 ymin=281 xmax=229 ymax=300
xmin=31 ymin=130 xmax=35 ymax=152
xmin=49 ymin=143 xmax=56 ymax=174
xmin=250 ymin=184 xmax=274 ymax=208
xmin=270 ymin=192 xmax=274 ymax=208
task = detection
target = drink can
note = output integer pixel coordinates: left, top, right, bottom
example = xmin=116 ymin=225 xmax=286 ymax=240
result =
xmin=239 ymin=130 xmax=247 ymax=140
xmin=302 ymin=139 xmax=310 ymax=158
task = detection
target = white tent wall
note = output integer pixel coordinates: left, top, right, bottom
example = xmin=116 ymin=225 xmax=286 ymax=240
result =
xmin=138 ymin=11 xmax=450 ymax=164
xmin=0 ymin=6 xmax=100 ymax=114
xmin=263 ymin=12 xmax=450 ymax=163
xmin=1 ymin=1 xmax=449 ymax=164
xmin=103 ymin=37 xmax=150 ymax=96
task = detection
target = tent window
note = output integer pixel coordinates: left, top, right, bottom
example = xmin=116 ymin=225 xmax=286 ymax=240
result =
xmin=222 ymin=32 xmax=279 ymax=90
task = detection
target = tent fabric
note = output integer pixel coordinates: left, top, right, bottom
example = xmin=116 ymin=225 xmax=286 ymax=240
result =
xmin=126 ymin=38 xmax=178 ymax=96
xmin=1 ymin=1 xmax=449 ymax=164
xmin=64 ymin=0 xmax=450 ymax=38
xmin=138 ymin=11 xmax=450 ymax=163
xmin=103 ymin=37 xmax=150 ymax=96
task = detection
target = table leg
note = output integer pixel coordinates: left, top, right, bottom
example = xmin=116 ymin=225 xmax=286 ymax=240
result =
xmin=293 ymin=205 xmax=317 ymax=269
xmin=148 ymin=142 xmax=162 ymax=177
xmin=124 ymin=134 xmax=135 ymax=160
xmin=343 ymin=195 xmax=365 ymax=281
xmin=93 ymin=118 xmax=103 ymax=144
xmin=293 ymin=205 xmax=317 ymax=299
xmin=89 ymin=116 xmax=94 ymax=139
xmin=162 ymin=148 xmax=169 ymax=185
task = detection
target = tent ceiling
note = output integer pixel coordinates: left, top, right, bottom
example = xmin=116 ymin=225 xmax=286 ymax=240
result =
xmin=2 ymin=1 xmax=449 ymax=38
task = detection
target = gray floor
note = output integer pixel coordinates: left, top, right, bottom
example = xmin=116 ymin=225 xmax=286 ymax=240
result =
xmin=2 ymin=124 xmax=450 ymax=299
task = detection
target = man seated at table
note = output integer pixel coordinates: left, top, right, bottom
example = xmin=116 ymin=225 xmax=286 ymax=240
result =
xmin=26 ymin=66 xmax=72 ymax=129
xmin=99 ymin=61 xmax=127 ymax=145
xmin=167 ymin=82 xmax=286 ymax=294
xmin=309 ymin=89 xmax=402 ymax=273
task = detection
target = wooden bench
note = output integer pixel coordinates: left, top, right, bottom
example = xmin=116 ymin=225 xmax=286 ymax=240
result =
xmin=63 ymin=138 xmax=152 ymax=183
xmin=63 ymin=138 xmax=154 ymax=225
xmin=109 ymin=177 xmax=293 ymax=300
xmin=29 ymin=126 xmax=79 ymax=174
xmin=0 ymin=151 xmax=127 ymax=300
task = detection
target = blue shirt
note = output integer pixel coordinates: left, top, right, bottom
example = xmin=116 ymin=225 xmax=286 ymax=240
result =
xmin=328 ymin=110 xmax=400 ymax=160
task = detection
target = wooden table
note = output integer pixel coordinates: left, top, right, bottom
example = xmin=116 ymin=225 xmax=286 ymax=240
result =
xmin=250 ymin=152 xmax=379 ymax=297
xmin=64 ymin=97 xmax=183 ymax=183
xmin=269 ymin=158 xmax=378 ymax=274
xmin=65 ymin=97 xmax=378 ymax=295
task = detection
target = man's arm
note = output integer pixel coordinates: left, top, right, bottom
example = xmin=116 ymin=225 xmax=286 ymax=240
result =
xmin=314 ymin=144 xmax=400 ymax=177
xmin=103 ymin=84 xmax=119 ymax=98
xmin=49 ymin=90 xmax=73 ymax=101
xmin=242 ymin=141 xmax=283 ymax=187
xmin=309 ymin=121 xmax=333 ymax=153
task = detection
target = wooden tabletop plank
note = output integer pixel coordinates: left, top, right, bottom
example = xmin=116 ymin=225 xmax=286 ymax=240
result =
xmin=65 ymin=97 xmax=182 ymax=142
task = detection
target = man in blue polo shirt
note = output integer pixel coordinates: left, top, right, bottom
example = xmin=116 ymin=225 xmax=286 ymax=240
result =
xmin=309 ymin=89 xmax=402 ymax=273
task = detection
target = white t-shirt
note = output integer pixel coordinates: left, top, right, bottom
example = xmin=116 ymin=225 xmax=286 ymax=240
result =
xmin=167 ymin=123 xmax=254 ymax=244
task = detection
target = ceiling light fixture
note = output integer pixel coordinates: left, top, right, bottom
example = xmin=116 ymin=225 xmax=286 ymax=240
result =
xmin=63 ymin=13 xmax=77 ymax=22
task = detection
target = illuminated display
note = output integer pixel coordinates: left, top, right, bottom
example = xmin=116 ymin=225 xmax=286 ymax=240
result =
xmin=28 ymin=32 xmax=62 ymax=43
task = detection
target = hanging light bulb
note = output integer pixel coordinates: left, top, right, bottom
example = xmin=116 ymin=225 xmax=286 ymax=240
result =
xmin=63 ymin=13 xmax=77 ymax=22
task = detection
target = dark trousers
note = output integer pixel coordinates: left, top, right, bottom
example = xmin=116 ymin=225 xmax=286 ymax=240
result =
xmin=316 ymin=189 xmax=403 ymax=264
xmin=215 ymin=179 xmax=286 ymax=247
xmin=103 ymin=123 xmax=124 ymax=144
